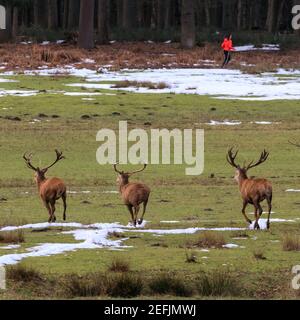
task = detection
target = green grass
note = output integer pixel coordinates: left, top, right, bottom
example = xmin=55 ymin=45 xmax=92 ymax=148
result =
xmin=0 ymin=74 xmax=300 ymax=299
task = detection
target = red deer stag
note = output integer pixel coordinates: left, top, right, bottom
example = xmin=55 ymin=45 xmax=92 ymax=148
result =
xmin=226 ymin=148 xmax=272 ymax=230
xmin=23 ymin=150 xmax=67 ymax=223
xmin=113 ymin=164 xmax=151 ymax=227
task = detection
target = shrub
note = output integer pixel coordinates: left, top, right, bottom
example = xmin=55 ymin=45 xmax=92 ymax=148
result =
xmin=185 ymin=251 xmax=198 ymax=263
xmin=62 ymin=273 xmax=107 ymax=297
xmin=149 ymin=273 xmax=193 ymax=297
xmin=108 ymin=258 xmax=130 ymax=273
xmin=189 ymin=232 xmax=226 ymax=249
xmin=282 ymin=235 xmax=300 ymax=251
xmin=253 ymin=249 xmax=267 ymax=260
xmin=196 ymin=270 xmax=241 ymax=297
xmin=0 ymin=230 xmax=24 ymax=244
xmin=7 ymin=265 xmax=42 ymax=283
xmin=107 ymin=274 xmax=143 ymax=298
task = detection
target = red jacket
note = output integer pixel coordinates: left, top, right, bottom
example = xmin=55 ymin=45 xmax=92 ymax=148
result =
xmin=221 ymin=38 xmax=234 ymax=51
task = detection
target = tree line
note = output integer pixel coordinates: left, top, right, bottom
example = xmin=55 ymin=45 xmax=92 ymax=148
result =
xmin=0 ymin=0 xmax=298 ymax=49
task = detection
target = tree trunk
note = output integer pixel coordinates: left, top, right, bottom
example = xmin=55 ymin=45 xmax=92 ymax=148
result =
xmin=181 ymin=0 xmax=196 ymax=49
xmin=204 ymin=0 xmax=211 ymax=27
xmin=116 ymin=0 xmax=123 ymax=27
xmin=48 ymin=0 xmax=58 ymax=29
xmin=63 ymin=0 xmax=69 ymax=29
xmin=68 ymin=0 xmax=80 ymax=29
xmin=78 ymin=0 xmax=95 ymax=49
xmin=97 ymin=0 xmax=109 ymax=44
xmin=12 ymin=7 xmax=18 ymax=39
xmin=237 ymin=0 xmax=243 ymax=30
xmin=164 ymin=0 xmax=171 ymax=29
xmin=122 ymin=0 xmax=138 ymax=29
xmin=266 ymin=0 xmax=280 ymax=33
xmin=157 ymin=0 xmax=165 ymax=29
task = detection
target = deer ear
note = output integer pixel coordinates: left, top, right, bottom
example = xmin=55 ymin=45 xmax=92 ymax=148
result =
xmin=41 ymin=168 xmax=48 ymax=174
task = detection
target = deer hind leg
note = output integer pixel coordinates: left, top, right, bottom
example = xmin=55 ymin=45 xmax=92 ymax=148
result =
xmin=50 ymin=201 xmax=56 ymax=223
xmin=44 ymin=201 xmax=52 ymax=223
xmin=242 ymin=201 xmax=252 ymax=225
xmin=266 ymin=194 xmax=272 ymax=230
xmin=126 ymin=205 xmax=135 ymax=226
xmin=138 ymin=200 xmax=148 ymax=225
xmin=253 ymin=202 xmax=260 ymax=230
xmin=62 ymin=192 xmax=67 ymax=221
xmin=133 ymin=205 xmax=140 ymax=227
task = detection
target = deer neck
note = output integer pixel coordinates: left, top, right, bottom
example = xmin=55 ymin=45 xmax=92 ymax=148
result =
xmin=237 ymin=171 xmax=248 ymax=190
xmin=36 ymin=176 xmax=47 ymax=191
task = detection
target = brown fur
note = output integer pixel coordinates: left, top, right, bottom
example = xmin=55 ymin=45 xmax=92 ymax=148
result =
xmin=114 ymin=164 xmax=151 ymax=227
xmin=23 ymin=150 xmax=67 ymax=223
xmin=227 ymin=148 xmax=273 ymax=230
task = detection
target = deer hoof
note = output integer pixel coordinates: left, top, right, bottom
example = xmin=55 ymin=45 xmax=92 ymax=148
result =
xmin=267 ymin=221 xmax=270 ymax=229
xmin=138 ymin=219 xmax=143 ymax=225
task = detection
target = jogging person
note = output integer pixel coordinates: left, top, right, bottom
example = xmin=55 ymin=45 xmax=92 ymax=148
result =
xmin=221 ymin=33 xmax=235 ymax=68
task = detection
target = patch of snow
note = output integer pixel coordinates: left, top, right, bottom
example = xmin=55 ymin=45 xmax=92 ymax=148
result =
xmin=249 ymin=218 xmax=295 ymax=230
xmin=206 ymin=120 xmax=241 ymax=126
xmin=235 ymin=44 xmax=280 ymax=52
xmin=0 ymin=245 xmax=21 ymax=250
xmin=65 ymin=67 xmax=300 ymax=100
xmin=0 ymin=89 xmax=37 ymax=97
xmin=82 ymin=59 xmax=95 ymax=64
xmin=102 ymin=191 xmax=118 ymax=194
xmin=160 ymin=221 xmax=180 ymax=224
xmin=286 ymin=189 xmax=300 ymax=192
xmin=57 ymin=40 xmax=65 ymax=44
xmin=223 ymin=243 xmax=240 ymax=248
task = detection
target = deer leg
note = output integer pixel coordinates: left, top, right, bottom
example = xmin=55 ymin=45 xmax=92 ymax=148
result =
xmin=134 ymin=205 xmax=140 ymax=226
xmin=266 ymin=195 xmax=272 ymax=230
xmin=138 ymin=200 xmax=148 ymax=225
xmin=258 ymin=203 xmax=263 ymax=217
xmin=241 ymin=201 xmax=252 ymax=224
xmin=253 ymin=203 xmax=260 ymax=230
xmin=50 ymin=201 xmax=56 ymax=223
xmin=62 ymin=192 xmax=67 ymax=221
xmin=44 ymin=201 xmax=52 ymax=223
xmin=126 ymin=205 xmax=135 ymax=226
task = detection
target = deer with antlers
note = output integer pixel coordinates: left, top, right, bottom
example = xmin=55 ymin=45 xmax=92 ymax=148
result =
xmin=113 ymin=164 xmax=151 ymax=227
xmin=226 ymin=148 xmax=272 ymax=230
xmin=23 ymin=150 xmax=67 ymax=223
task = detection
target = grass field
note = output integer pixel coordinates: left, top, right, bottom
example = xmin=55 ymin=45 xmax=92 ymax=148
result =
xmin=0 ymin=74 xmax=300 ymax=299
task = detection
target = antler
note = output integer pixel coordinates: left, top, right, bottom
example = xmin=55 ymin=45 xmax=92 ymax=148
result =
xmin=113 ymin=164 xmax=147 ymax=175
xmin=246 ymin=150 xmax=269 ymax=170
xmin=128 ymin=164 xmax=147 ymax=175
xmin=43 ymin=150 xmax=65 ymax=171
xmin=226 ymin=147 xmax=239 ymax=168
xmin=289 ymin=140 xmax=300 ymax=148
xmin=113 ymin=163 xmax=123 ymax=174
xmin=23 ymin=152 xmax=38 ymax=171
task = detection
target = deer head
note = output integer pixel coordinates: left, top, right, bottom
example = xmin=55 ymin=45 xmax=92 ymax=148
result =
xmin=23 ymin=150 xmax=65 ymax=183
xmin=226 ymin=147 xmax=269 ymax=182
xmin=113 ymin=164 xmax=147 ymax=187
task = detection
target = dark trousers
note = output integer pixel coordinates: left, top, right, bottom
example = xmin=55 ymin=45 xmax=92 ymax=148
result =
xmin=222 ymin=50 xmax=231 ymax=67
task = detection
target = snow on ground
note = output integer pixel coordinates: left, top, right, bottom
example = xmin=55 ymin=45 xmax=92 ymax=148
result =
xmin=0 ymin=217 xmax=295 ymax=265
xmin=286 ymin=189 xmax=300 ymax=192
xmin=235 ymin=44 xmax=280 ymax=52
xmin=1 ymin=66 xmax=300 ymax=100
xmin=249 ymin=218 xmax=296 ymax=230
xmin=64 ymin=68 xmax=300 ymax=100
xmin=206 ymin=120 xmax=242 ymax=126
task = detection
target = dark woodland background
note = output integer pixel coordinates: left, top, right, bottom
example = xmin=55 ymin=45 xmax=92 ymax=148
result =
xmin=0 ymin=0 xmax=299 ymax=48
